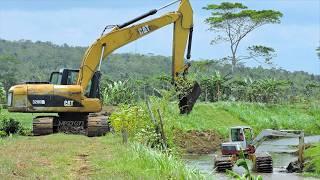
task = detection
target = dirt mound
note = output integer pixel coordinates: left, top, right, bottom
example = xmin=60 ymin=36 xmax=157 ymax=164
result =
xmin=174 ymin=130 xmax=223 ymax=154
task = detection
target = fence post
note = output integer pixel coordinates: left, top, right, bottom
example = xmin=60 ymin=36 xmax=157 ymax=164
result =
xmin=298 ymin=131 xmax=304 ymax=166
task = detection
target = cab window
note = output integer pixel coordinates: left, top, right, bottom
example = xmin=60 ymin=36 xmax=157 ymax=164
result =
xmin=50 ymin=72 xmax=61 ymax=84
xmin=67 ymin=71 xmax=79 ymax=85
xmin=231 ymin=128 xmax=243 ymax=141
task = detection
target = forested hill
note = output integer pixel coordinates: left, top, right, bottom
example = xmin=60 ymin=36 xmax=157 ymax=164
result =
xmin=0 ymin=39 xmax=319 ymax=92
xmin=0 ymin=39 xmax=171 ymax=83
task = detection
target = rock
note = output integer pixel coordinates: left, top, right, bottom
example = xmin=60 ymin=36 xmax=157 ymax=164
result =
xmin=286 ymin=160 xmax=303 ymax=173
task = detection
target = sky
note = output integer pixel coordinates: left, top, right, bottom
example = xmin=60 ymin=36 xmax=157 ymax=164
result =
xmin=0 ymin=0 xmax=319 ymax=75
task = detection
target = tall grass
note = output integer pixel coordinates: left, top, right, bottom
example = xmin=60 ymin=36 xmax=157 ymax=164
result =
xmin=218 ymin=102 xmax=320 ymax=135
xmin=128 ymin=143 xmax=203 ymax=179
xmin=143 ymin=97 xmax=246 ymax=138
xmin=305 ymin=143 xmax=320 ymax=177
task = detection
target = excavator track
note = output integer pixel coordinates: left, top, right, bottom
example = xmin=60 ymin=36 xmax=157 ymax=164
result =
xmin=32 ymin=113 xmax=109 ymax=137
xmin=86 ymin=114 xmax=109 ymax=137
xmin=33 ymin=116 xmax=58 ymax=136
xmin=255 ymin=152 xmax=273 ymax=173
xmin=214 ymin=156 xmax=233 ymax=172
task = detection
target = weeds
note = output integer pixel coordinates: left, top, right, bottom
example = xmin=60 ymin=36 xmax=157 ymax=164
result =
xmin=227 ymin=151 xmax=262 ymax=180
xmin=304 ymin=143 xmax=320 ymax=177
xmin=129 ymin=143 xmax=204 ymax=179
xmin=219 ymin=102 xmax=320 ymax=135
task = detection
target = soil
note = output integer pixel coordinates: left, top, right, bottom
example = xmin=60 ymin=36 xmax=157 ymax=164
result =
xmin=174 ymin=129 xmax=223 ymax=154
xmin=73 ymin=153 xmax=92 ymax=177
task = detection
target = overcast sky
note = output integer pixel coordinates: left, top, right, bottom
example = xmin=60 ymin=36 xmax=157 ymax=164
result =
xmin=0 ymin=0 xmax=319 ymax=74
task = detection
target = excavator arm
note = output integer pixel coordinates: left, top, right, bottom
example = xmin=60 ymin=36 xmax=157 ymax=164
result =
xmin=77 ymin=0 xmax=200 ymax=114
xmin=251 ymin=129 xmax=302 ymax=148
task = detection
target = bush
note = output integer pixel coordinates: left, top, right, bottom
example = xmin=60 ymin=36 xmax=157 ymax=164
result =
xmin=18 ymin=127 xmax=33 ymax=136
xmin=110 ymin=105 xmax=149 ymax=137
xmin=0 ymin=118 xmax=22 ymax=135
xmin=0 ymin=130 xmax=7 ymax=137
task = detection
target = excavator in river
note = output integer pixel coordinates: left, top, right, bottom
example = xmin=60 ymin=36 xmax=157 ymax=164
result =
xmin=214 ymin=126 xmax=304 ymax=173
xmin=7 ymin=0 xmax=201 ymax=137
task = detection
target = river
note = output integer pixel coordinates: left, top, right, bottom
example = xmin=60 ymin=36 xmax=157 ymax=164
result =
xmin=183 ymin=136 xmax=320 ymax=180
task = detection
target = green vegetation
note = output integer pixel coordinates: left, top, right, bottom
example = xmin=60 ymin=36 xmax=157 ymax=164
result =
xmin=0 ymin=134 xmax=201 ymax=179
xmin=227 ymin=151 xmax=262 ymax=180
xmin=305 ymin=143 xmax=320 ymax=177
xmin=203 ymin=2 xmax=282 ymax=69
xmin=218 ymin=102 xmax=320 ymax=135
xmin=0 ymin=83 xmax=5 ymax=104
xmin=0 ymin=39 xmax=319 ymax=105
xmin=159 ymin=102 xmax=246 ymax=138
xmin=0 ymin=109 xmax=32 ymax=137
xmin=103 ymin=81 xmax=135 ymax=105
xmin=1 ymin=109 xmax=35 ymax=129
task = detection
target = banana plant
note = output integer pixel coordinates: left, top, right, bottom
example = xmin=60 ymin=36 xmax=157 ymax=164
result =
xmin=226 ymin=151 xmax=263 ymax=180
xmin=103 ymin=80 xmax=135 ymax=105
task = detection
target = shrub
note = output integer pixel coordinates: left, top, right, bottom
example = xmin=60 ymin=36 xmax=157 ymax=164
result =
xmin=110 ymin=105 xmax=150 ymax=143
xmin=103 ymin=81 xmax=135 ymax=105
xmin=227 ymin=151 xmax=262 ymax=180
xmin=18 ymin=127 xmax=33 ymax=136
xmin=0 ymin=118 xmax=22 ymax=135
xmin=0 ymin=130 xmax=7 ymax=137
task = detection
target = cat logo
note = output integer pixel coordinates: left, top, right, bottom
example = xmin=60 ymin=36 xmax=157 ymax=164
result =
xmin=64 ymin=100 xmax=74 ymax=107
xmin=138 ymin=25 xmax=150 ymax=35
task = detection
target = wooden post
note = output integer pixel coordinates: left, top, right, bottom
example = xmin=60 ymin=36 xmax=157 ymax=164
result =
xmin=146 ymin=98 xmax=157 ymax=126
xmin=145 ymin=97 xmax=160 ymax=135
xmin=121 ymin=128 xmax=128 ymax=144
xmin=298 ymin=131 xmax=305 ymax=166
xmin=157 ymin=109 xmax=167 ymax=150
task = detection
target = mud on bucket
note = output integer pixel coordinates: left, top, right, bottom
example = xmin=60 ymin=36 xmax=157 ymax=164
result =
xmin=179 ymin=82 xmax=201 ymax=114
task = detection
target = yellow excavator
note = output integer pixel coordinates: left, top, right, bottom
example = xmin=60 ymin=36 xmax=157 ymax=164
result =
xmin=7 ymin=0 xmax=201 ymax=137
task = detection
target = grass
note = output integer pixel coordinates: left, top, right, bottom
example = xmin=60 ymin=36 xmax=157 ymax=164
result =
xmin=304 ymin=143 xmax=320 ymax=177
xmin=0 ymin=134 xmax=202 ymax=179
xmin=1 ymin=101 xmax=320 ymax=178
xmin=162 ymin=102 xmax=247 ymax=138
xmin=0 ymin=109 xmax=53 ymax=129
xmin=217 ymin=101 xmax=320 ymax=135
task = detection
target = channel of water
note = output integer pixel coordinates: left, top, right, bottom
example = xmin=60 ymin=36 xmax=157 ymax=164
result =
xmin=183 ymin=136 xmax=320 ymax=180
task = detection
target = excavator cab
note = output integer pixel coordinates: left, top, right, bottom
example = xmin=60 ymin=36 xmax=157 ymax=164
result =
xmin=49 ymin=69 xmax=101 ymax=98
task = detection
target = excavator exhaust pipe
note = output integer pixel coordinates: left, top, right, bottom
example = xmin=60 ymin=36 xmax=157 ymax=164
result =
xmin=179 ymin=81 xmax=201 ymax=114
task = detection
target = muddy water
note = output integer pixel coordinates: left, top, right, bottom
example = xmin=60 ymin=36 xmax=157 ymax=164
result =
xmin=183 ymin=136 xmax=320 ymax=180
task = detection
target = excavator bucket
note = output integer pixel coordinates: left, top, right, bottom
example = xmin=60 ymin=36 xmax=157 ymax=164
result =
xmin=179 ymin=82 xmax=201 ymax=114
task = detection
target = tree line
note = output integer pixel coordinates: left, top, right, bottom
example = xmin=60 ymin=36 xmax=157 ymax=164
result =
xmin=0 ymin=39 xmax=319 ymax=105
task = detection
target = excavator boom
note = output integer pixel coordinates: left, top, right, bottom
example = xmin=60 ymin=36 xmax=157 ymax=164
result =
xmin=77 ymin=0 xmax=200 ymax=113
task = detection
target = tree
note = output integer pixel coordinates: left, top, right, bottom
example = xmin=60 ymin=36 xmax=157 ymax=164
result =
xmin=203 ymin=2 xmax=283 ymax=71
xmin=0 ymin=55 xmax=19 ymax=92
xmin=317 ymin=46 xmax=320 ymax=59
xmin=0 ymin=83 xmax=5 ymax=104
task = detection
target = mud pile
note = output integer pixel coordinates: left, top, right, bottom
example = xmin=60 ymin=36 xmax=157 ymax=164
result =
xmin=174 ymin=130 xmax=222 ymax=154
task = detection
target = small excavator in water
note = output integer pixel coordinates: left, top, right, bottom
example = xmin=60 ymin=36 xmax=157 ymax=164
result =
xmin=7 ymin=0 xmax=201 ymax=137
xmin=214 ymin=126 xmax=304 ymax=173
